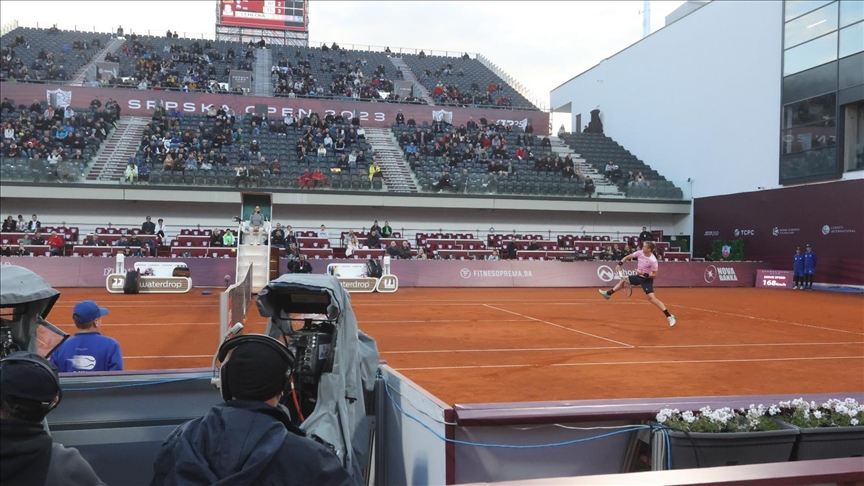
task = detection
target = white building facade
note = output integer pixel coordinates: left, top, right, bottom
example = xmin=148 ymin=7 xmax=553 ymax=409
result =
xmin=551 ymin=0 xmax=864 ymax=200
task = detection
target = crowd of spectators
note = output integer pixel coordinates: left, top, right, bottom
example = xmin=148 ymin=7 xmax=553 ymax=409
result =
xmin=271 ymin=43 xmax=402 ymax=102
xmin=1 ymin=98 xmax=120 ymax=182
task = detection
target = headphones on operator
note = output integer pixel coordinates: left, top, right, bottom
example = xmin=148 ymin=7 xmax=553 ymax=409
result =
xmin=0 ymin=353 xmax=63 ymax=413
xmin=211 ymin=334 xmax=294 ymax=402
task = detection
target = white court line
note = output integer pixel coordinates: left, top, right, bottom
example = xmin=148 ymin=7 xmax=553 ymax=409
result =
xmin=673 ymin=304 xmax=864 ymax=337
xmin=125 ymin=355 xmax=213 ymax=359
xmin=395 ymin=355 xmax=864 ymax=371
xmin=371 ymin=319 xmax=531 ymax=324
xmin=383 ymin=346 xmax=622 ymax=354
xmin=382 ymin=341 xmax=864 ymax=354
xmin=640 ymin=341 xmax=864 ymax=349
xmin=483 ymin=304 xmax=634 ymax=348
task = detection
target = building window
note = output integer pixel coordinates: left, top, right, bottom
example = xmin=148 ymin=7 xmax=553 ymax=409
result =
xmin=840 ymin=0 xmax=864 ymax=27
xmin=839 ymin=21 xmax=864 ymax=58
xmin=783 ymin=93 xmax=837 ymax=128
xmin=784 ymin=2 xmax=839 ymax=48
xmin=785 ymin=0 xmax=834 ymax=21
xmin=784 ymin=32 xmax=839 ymax=75
xmin=780 ymin=146 xmax=838 ymax=181
xmin=781 ymin=120 xmax=837 ymax=155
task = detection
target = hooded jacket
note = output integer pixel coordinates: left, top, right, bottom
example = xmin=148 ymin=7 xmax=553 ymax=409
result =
xmin=151 ymin=400 xmax=358 ymax=486
xmin=0 ymin=418 xmax=104 ymax=486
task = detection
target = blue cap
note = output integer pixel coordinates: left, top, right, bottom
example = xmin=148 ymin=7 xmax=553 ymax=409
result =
xmin=806 ymin=243 xmax=811 ymax=247
xmin=72 ymin=300 xmax=109 ymax=324
xmin=796 ymin=246 xmax=801 ymax=250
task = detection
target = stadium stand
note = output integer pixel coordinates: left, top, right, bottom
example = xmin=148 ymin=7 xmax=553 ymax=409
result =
xmin=270 ymin=44 xmax=420 ymax=103
xmin=393 ymin=120 xmax=610 ymax=197
xmin=135 ymin=107 xmax=382 ymax=190
xmin=110 ymin=34 xmax=250 ymax=93
xmin=0 ymin=100 xmax=119 ymax=182
xmin=560 ymin=131 xmax=685 ymax=200
xmin=0 ymin=27 xmax=112 ymax=83
xmin=400 ymin=53 xmax=540 ymax=110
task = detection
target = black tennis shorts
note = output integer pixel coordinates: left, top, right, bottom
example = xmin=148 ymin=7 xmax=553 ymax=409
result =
xmin=628 ymin=275 xmax=654 ymax=294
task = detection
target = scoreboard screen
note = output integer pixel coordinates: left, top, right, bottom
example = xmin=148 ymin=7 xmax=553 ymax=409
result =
xmin=219 ymin=0 xmax=307 ymax=31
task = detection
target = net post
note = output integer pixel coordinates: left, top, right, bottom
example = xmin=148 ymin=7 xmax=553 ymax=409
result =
xmin=219 ymin=288 xmax=228 ymax=338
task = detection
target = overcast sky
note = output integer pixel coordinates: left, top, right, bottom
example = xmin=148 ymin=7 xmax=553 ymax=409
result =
xmin=1 ymin=0 xmax=685 ymax=123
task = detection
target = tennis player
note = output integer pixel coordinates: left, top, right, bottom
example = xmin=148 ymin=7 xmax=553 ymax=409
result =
xmin=599 ymin=241 xmax=677 ymax=327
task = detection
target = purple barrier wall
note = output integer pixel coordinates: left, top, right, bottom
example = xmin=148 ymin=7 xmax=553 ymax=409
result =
xmin=0 ymin=257 xmax=236 ymax=288
xmin=0 ymin=83 xmax=550 ymax=134
xmin=693 ymin=180 xmax=864 ymax=285
xmin=2 ymin=257 xmax=767 ymax=289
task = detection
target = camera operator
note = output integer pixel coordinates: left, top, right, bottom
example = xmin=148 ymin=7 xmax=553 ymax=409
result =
xmin=151 ymin=337 xmax=357 ymax=485
xmin=0 ymin=351 xmax=105 ymax=485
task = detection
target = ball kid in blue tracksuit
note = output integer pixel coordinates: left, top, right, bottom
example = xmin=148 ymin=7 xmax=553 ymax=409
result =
xmin=792 ymin=246 xmax=805 ymax=290
xmin=802 ymin=243 xmax=817 ymax=290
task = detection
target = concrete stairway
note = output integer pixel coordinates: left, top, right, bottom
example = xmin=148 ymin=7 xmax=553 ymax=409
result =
xmin=364 ymin=128 xmax=418 ymax=193
xmin=547 ymin=135 xmax=625 ymax=198
xmin=86 ymin=117 xmax=150 ymax=181
xmin=70 ymin=37 xmax=126 ymax=86
xmin=388 ymin=56 xmax=434 ymax=105
xmin=252 ymin=48 xmax=272 ymax=97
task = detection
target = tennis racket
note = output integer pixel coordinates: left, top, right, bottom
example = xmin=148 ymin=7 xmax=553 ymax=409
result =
xmin=618 ymin=274 xmax=633 ymax=297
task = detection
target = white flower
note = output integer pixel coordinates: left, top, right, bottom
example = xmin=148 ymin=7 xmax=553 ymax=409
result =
xmin=768 ymin=405 xmax=780 ymax=416
xmin=682 ymin=410 xmax=696 ymax=423
xmin=813 ymin=410 xmax=822 ymax=419
xmin=852 ymin=419 xmax=859 ymax=426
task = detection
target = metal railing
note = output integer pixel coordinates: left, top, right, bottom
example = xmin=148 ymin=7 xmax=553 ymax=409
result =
xmin=475 ymin=54 xmax=549 ymax=112
xmin=1 ymin=20 xmax=19 ymax=37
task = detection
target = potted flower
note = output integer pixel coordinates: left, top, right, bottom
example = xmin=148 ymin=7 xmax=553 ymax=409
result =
xmin=652 ymin=404 xmax=798 ymax=470
xmin=776 ymin=398 xmax=864 ymax=461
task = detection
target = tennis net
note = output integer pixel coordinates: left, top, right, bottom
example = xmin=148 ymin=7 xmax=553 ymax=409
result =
xmin=219 ymin=263 xmax=253 ymax=337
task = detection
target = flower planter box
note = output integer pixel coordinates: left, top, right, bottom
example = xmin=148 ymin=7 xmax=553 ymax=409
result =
xmin=778 ymin=421 xmax=864 ymax=461
xmin=653 ymin=423 xmax=799 ymax=470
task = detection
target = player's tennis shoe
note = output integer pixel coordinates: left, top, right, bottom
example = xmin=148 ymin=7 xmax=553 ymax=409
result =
xmin=599 ymin=289 xmax=610 ymax=300
xmin=668 ymin=315 xmax=676 ymax=327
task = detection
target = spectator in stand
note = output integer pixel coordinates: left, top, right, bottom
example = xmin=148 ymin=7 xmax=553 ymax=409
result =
xmin=368 ymin=161 xmax=381 ymax=182
xmin=638 ymin=227 xmax=653 ymax=246
xmin=222 ymin=230 xmax=236 ymax=247
xmin=486 ymin=249 xmax=501 ymax=261
xmin=26 ymin=214 xmax=40 ymax=232
xmin=270 ymin=224 xmax=286 ymax=248
xmin=285 ymin=230 xmax=297 ymax=247
xmin=289 ymin=254 xmax=312 ymax=274
xmin=15 ymin=215 xmax=27 ymax=232
xmin=317 ymin=225 xmax=330 ymax=240
xmin=611 ymin=244 xmax=625 ymax=262
xmin=285 ymin=242 xmax=300 ymax=262
xmin=13 ymin=242 xmax=28 ymax=256
xmin=2 ymin=216 xmax=15 ymax=232
xmin=370 ymin=220 xmax=382 ymax=235
xmin=386 ymin=241 xmax=400 ymax=258
xmin=114 ymin=234 xmax=130 ymax=248
xmin=0 ymin=351 xmax=106 ymax=486
xmin=365 ymin=229 xmax=381 ymax=249
xmin=30 ymin=231 xmax=46 ymax=246
xmin=0 ymin=243 xmax=11 ymax=257
xmin=51 ymin=300 xmax=123 ymax=372
xmin=210 ymin=229 xmax=222 ymax=248
xmin=584 ymin=177 xmax=595 ymax=198
xmin=506 ymin=240 xmax=517 ymax=260
xmin=381 ymin=221 xmax=393 ymax=238
xmin=416 ymin=247 xmax=428 ymax=260
xmin=141 ymin=216 xmax=156 ymax=235
xmin=345 ymin=235 xmax=361 ymax=257
xmin=82 ymin=233 xmax=98 ymax=246
xmin=18 ymin=233 xmax=32 ymax=246
xmin=433 ymin=171 xmax=452 ymax=192
xmin=155 ymin=218 xmax=166 ymax=239
xmin=398 ymin=240 xmax=412 ymax=259
xmin=47 ymin=231 xmax=65 ymax=257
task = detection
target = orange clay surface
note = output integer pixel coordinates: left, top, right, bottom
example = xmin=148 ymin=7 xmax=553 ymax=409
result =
xmin=49 ymin=287 xmax=864 ymax=405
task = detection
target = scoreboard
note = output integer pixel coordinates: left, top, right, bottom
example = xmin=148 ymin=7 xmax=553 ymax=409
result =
xmin=219 ymin=0 xmax=307 ymax=31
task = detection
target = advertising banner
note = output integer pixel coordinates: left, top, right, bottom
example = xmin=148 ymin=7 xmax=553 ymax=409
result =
xmin=96 ymin=61 xmax=119 ymax=81
xmin=106 ymin=274 xmax=192 ymax=293
xmin=134 ymin=261 xmax=190 ymax=278
xmin=229 ymin=70 xmax=253 ymax=91
xmin=693 ymin=180 xmax=864 ymax=285
xmin=0 ymin=83 xmax=549 ymax=135
xmin=755 ymin=269 xmax=794 ymax=289
xmin=1 ymin=258 xmax=235 ymax=288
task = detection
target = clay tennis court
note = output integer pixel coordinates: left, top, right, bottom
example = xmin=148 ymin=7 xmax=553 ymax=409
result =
xmin=48 ymin=287 xmax=864 ymax=404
